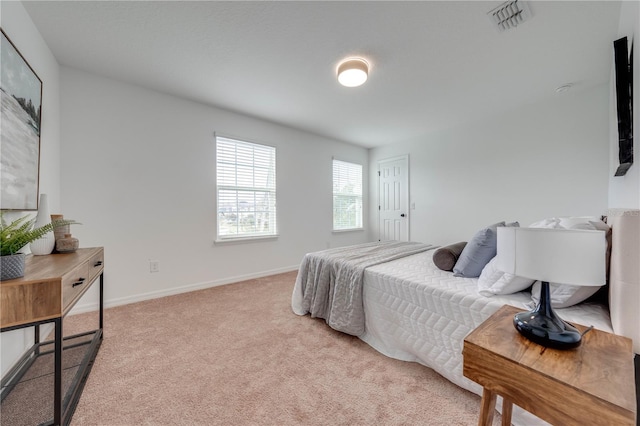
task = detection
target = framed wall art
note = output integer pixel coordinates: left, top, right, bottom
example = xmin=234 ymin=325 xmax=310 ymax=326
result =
xmin=1 ymin=28 xmax=42 ymax=210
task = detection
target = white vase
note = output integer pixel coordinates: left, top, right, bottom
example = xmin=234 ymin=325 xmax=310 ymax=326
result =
xmin=30 ymin=194 xmax=55 ymax=255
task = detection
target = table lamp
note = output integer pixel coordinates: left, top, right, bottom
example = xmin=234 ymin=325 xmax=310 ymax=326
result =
xmin=496 ymin=227 xmax=606 ymax=349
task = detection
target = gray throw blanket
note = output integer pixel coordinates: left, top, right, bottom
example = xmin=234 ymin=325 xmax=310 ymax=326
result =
xmin=292 ymin=241 xmax=436 ymax=336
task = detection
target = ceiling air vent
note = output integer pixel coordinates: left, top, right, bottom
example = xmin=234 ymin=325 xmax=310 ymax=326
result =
xmin=488 ymin=0 xmax=532 ymax=32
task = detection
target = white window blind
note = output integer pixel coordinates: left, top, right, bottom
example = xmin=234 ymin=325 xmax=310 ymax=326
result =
xmin=333 ymin=160 xmax=363 ymax=231
xmin=216 ymin=136 xmax=277 ymax=240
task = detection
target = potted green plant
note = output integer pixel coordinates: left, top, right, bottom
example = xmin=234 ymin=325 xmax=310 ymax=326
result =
xmin=0 ymin=212 xmax=77 ymax=280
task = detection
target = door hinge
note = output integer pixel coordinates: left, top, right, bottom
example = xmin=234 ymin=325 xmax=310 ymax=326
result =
xmin=378 ymin=205 xmax=381 ymax=210
xmin=378 ymin=171 xmax=380 ymax=176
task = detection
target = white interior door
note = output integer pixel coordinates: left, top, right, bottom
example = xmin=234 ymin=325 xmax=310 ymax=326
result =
xmin=378 ymin=156 xmax=409 ymax=241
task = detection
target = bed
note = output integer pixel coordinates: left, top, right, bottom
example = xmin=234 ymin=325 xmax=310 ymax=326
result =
xmin=292 ymin=210 xmax=639 ymax=425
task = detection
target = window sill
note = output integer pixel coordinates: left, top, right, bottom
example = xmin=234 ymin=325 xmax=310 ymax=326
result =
xmin=332 ymin=228 xmax=365 ymax=234
xmin=214 ymin=234 xmax=279 ymax=245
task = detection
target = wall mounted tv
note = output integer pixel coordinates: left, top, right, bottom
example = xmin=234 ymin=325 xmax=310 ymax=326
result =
xmin=613 ymin=36 xmax=633 ymax=177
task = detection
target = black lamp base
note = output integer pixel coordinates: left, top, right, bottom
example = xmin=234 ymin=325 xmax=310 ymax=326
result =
xmin=513 ymin=281 xmax=582 ymax=350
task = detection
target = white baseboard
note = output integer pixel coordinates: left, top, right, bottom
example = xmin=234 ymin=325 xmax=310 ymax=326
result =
xmin=69 ymin=265 xmax=299 ymax=316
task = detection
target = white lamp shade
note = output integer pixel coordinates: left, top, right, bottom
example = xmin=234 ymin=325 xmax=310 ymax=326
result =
xmin=496 ymin=227 xmax=606 ymax=286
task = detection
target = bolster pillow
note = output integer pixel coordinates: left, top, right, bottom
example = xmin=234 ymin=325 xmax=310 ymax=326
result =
xmin=433 ymin=242 xmax=467 ymax=272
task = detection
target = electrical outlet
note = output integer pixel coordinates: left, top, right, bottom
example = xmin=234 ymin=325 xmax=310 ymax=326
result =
xmin=149 ymin=261 xmax=159 ymax=273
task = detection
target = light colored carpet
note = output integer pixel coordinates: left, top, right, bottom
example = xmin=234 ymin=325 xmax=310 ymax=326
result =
xmin=64 ymin=271 xmax=500 ymax=425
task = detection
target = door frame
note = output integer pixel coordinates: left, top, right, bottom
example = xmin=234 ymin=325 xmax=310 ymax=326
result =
xmin=377 ymin=154 xmax=410 ymax=241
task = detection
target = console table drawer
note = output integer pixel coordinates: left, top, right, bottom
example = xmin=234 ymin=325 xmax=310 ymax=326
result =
xmin=87 ymin=250 xmax=104 ymax=283
xmin=62 ymin=263 xmax=90 ymax=311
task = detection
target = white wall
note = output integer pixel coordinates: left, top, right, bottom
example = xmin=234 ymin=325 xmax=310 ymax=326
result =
xmin=608 ymin=0 xmax=640 ymax=209
xmin=369 ymin=85 xmax=610 ymax=245
xmin=60 ymin=67 xmax=369 ymax=310
xmin=0 ymin=2 xmax=62 ymax=376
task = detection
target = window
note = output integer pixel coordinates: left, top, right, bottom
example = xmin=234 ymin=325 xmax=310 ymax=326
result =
xmin=216 ymin=136 xmax=276 ymax=240
xmin=333 ymin=159 xmax=363 ymax=231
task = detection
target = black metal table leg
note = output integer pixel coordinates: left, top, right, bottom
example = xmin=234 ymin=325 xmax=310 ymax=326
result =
xmin=635 ymin=354 xmax=639 ymax=426
xmin=99 ymin=272 xmax=104 ymax=331
xmin=35 ymin=324 xmax=40 ymax=355
xmin=54 ymin=317 xmax=62 ymax=426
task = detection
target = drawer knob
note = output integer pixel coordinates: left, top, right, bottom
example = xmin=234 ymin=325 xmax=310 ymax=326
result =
xmin=94 ymin=261 xmax=103 ymax=267
xmin=72 ymin=277 xmax=86 ymax=287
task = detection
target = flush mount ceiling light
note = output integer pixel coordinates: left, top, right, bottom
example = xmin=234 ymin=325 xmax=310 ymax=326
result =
xmin=337 ymin=58 xmax=369 ymax=87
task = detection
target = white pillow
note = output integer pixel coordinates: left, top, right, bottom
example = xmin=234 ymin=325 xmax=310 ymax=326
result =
xmin=588 ymin=219 xmax=610 ymax=231
xmin=558 ymin=216 xmax=601 ymax=229
xmin=530 ymin=280 xmax=601 ymax=308
xmin=529 ymin=216 xmax=609 ymax=231
xmin=478 ymin=257 xmax=535 ymax=296
xmin=529 ymin=218 xmax=562 ymax=228
xmin=530 ymin=216 xmax=609 ymax=231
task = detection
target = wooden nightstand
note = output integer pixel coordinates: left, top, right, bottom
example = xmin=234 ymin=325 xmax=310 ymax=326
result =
xmin=463 ymin=305 xmax=637 ymax=426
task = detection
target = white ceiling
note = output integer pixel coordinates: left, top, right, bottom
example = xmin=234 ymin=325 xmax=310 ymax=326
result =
xmin=23 ymin=1 xmax=622 ymax=148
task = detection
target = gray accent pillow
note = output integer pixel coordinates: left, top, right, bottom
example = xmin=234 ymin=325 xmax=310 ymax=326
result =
xmin=433 ymin=242 xmax=467 ymax=272
xmin=453 ymin=221 xmax=508 ymax=278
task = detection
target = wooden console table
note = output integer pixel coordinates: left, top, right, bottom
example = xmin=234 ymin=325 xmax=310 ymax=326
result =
xmin=0 ymin=247 xmax=104 ymax=426
xmin=463 ymin=305 xmax=636 ymax=426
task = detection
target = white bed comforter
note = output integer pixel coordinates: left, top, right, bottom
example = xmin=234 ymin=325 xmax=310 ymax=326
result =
xmin=291 ymin=241 xmax=436 ymax=335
